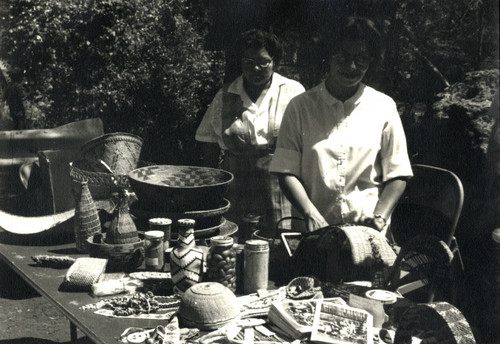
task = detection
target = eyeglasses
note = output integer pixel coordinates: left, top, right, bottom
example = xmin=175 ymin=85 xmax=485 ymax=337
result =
xmin=241 ymin=58 xmax=273 ymax=69
xmin=332 ymin=51 xmax=373 ymax=68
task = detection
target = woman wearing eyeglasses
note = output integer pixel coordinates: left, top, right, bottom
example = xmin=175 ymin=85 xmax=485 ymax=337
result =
xmin=196 ymin=29 xmax=305 ymax=234
xmin=270 ymin=17 xmax=413 ymax=236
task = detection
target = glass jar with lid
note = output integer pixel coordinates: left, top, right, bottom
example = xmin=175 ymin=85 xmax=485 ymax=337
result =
xmin=206 ymin=236 xmax=236 ymax=292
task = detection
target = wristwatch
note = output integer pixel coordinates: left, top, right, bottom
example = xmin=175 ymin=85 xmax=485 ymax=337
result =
xmin=373 ymin=213 xmax=387 ymax=226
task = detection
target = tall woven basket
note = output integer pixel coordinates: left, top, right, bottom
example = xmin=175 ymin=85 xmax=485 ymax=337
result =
xmin=74 ymin=181 xmax=101 ymax=253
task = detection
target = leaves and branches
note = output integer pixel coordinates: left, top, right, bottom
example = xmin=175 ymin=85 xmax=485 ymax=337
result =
xmin=0 ymin=0 xmax=224 ymax=164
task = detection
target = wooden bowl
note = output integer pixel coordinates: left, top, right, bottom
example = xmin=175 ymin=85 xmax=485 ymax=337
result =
xmin=128 ymin=165 xmax=233 ymax=211
xmin=178 ymin=282 xmax=240 ymax=330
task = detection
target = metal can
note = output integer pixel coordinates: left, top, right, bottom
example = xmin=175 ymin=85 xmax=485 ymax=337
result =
xmin=144 ymin=230 xmax=164 ymax=271
xmin=244 ymin=239 xmax=269 ymax=294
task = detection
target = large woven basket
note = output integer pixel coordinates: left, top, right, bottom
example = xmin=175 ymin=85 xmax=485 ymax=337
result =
xmin=81 ymin=132 xmax=143 ymax=175
xmin=128 ymin=165 xmax=233 ymax=211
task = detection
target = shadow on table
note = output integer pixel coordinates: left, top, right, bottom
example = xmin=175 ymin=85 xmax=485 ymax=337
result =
xmin=0 ymin=338 xmax=94 ymax=344
xmin=0 ymin=260 xmax=40 ymax=299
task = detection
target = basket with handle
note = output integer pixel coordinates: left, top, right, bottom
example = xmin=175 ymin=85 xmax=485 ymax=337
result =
xmin=270 ymin=217 xmax=397 ymax=284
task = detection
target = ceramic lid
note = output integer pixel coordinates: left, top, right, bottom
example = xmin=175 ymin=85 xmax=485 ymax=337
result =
xmin=144 ymin=230 xmax=164 ymax=239
xmin=365 ymin=289 xmax=398 ymax=304
xmin=149 ymin=218 xmax=172 ymax=225
xmin=210 ymin=236 xmax=233 ymax=246
xmin=244 ymin=239 xmax=269 ymax=251
xmin=177 ymin=218 xmax=196 ymax=227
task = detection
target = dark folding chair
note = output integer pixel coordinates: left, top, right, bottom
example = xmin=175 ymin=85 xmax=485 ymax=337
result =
xmin=386 ymin=164 xmax=465 ymax=302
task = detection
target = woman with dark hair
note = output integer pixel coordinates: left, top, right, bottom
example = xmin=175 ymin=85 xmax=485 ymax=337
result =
xmin=196 ymin=29 xmax=305 ymax=233
xmin=270 ymin=17 xmax=413 ymax=235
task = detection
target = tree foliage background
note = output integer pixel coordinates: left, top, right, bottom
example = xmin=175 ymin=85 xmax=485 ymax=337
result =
xmin=1 ymin=0 xmax=224 ymax=164
xmin=0 ymin=0 xmax=498 ymax=164
xmin=0 ymin=0 xmax=499 ymax=341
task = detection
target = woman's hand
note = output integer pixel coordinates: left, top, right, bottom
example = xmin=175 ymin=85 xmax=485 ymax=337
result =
xmin=304 ymin=208 xmax=329 ymax=232
xmin=223 ymin=118 xmax=250 ymax=144
xmin=277 ymin=173 xmax=329 ymax=233
xmin=358 ymin=178 xmax=408 ymax=232
xmin=358 ymin=214 xmax=386 ymax=232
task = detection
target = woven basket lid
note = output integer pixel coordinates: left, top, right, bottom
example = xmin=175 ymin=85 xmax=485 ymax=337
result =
xmin=178 ymin=282 xmax=240 ymax=330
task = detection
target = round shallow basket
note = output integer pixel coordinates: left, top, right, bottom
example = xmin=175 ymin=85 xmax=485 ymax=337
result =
xmin=178 ymin=282 xmax=240 ymax=330
xmin=128 ymin=165 xmax=233 ymax=211
xmin=69 ymin=160 xmax=130 ymax=200
xmin=130 ymin=198 xmax=230 ymax=230
xmin=87 ymin=233 xmax=145 ymax=272
xmin=81 ymin=132 xmax=143 ymax=175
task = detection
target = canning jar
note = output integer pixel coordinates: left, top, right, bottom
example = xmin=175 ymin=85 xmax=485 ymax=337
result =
xmin=206 ymin=236 xmax=236 ymax=292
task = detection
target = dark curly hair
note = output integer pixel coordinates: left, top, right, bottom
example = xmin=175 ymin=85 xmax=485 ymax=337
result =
xmin=233 ymin=29 xmax=283 ymax=64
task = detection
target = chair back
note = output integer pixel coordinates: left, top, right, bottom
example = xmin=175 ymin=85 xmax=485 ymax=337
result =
xmin=391 ymin=164 xmax=464 ymax=246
